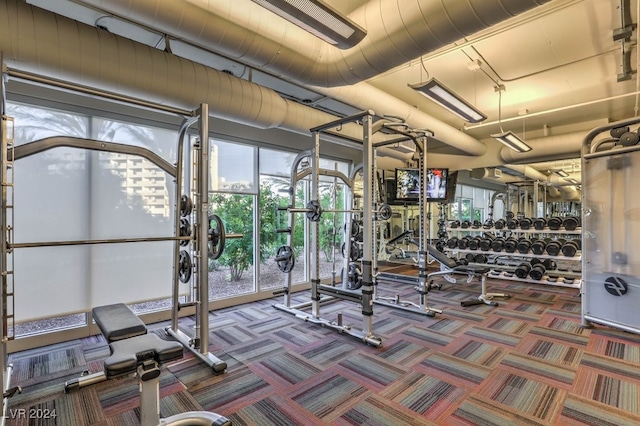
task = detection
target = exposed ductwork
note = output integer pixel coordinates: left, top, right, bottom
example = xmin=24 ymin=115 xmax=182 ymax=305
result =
xmin=75 ymin=0 xmax=550 ymax=87
xmin=0 ymin=0 xmax=411 ymax=155
xmin=1 ymin=0 xmax=491 ymax=157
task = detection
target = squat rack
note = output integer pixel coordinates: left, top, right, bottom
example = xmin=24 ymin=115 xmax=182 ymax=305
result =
xmin=370 ymin=122 xmax=444 ymax=317
xmin=274 ymin=110 xmax=383 ymax=347
xmin=0 ymin=63 xmax=235 ymax=421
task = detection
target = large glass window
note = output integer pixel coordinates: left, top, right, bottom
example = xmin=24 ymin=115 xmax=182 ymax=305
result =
xmin=208 ymin=140 xmax=257 ymax=299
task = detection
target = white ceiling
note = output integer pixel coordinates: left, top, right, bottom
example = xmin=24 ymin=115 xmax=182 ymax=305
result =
xmin=22 ymin=0 xmax=639 ymax=179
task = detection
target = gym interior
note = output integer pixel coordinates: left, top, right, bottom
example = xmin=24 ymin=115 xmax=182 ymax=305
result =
xmin=1 ymin=0 xmax=639 ymax=425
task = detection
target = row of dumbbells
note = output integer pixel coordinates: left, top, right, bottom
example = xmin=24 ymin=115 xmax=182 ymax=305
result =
xmin=513 ymin=258 xmax=570 ymax=282
xmin=450 ymin=215 xmax=580 ymax=231
xmin=446 ymin=235 xmax=582 ymax=257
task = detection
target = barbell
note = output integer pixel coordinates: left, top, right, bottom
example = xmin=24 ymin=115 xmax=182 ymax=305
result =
xmin=287 ymin=200 xmax=393 ymax=222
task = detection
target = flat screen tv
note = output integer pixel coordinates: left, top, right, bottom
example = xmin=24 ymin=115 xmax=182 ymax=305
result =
xmin=394 ymin=167 xmax=452 ymax=203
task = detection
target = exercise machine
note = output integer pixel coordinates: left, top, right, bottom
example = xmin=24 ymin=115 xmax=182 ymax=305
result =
xmin=273 ymin=111 xmax=385 ymax=347
xmin=82 ymin=304 xmax=230 ymax=425
xmin=372 ymin=120 xmax=443 ymax=317
xmin=427 ymin=245 xmax=509 ymax=307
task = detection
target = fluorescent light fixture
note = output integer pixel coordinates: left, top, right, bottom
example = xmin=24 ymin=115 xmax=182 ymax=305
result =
xmin=491 ymin=131 xmax=532 ymax=153
xmin=408 ymin=78 xmax=487 ymax=123
xmin=250 ymin=0 xmax=366 ymax=49
xmin=552 ymin=169 xmax=569 ymax=177
xmin=565 ymin=177 xmax=580 ymax=185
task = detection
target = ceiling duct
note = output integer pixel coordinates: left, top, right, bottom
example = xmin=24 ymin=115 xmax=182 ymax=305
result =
xmin=75 ymin=0 xmax=551 ymax=87
xmin=0 ymin=0 xmax=389 ymax=150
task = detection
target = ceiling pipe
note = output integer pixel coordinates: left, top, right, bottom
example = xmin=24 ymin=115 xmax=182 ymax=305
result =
xmin=65 ymin=0 xmax=493 ymax=156
xmin=75 ymin=0 xmax=551 ymax=87
xmin=0 ymin=0 xmax=410 ymax=160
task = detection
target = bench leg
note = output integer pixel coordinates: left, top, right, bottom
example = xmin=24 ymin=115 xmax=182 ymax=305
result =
xmin=139 ymin=363 xmax=161 ymax=426
xmin=461 ymin=274 xmax=510 ymax=307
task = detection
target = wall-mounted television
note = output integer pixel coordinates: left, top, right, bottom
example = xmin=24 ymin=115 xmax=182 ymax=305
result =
xmin=393 ymin=167 xmax=452 ymax=203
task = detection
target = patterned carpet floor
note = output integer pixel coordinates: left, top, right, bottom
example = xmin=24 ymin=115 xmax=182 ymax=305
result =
xmin=6 ymin=275 xmax=640 ymax=425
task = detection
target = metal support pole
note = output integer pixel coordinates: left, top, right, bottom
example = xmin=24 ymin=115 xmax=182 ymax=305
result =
xmin=360 ymin=115 xmax=375 ymax=337
xmin=197 ymin=104 xmax=210 ymax=354
xmin=310 ymin=133 xmax=321 ymax=319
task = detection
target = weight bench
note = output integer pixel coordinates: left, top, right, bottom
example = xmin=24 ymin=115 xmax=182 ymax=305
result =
xmin=426 ymin=244 xmax=509 ymax=307
xmin=65 ymin=303 xmax=148 ymax=392
xmin=67 ymin=304 xmax=231 ymax=425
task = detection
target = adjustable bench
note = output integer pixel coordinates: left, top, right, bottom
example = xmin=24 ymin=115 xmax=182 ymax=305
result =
xmin=66 ymin=303 xmax=231 ymax=425
xmin=426 ymin=244 xmax=509 ymax=307
xmin=105 ymin=333 xmax=230 ymax=426
xmin=65 ymin=303 xmax=148 ymax=392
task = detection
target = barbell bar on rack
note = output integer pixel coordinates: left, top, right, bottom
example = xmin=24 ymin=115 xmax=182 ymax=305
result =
xmin=286 ymin=200 xmax=393 ymax=222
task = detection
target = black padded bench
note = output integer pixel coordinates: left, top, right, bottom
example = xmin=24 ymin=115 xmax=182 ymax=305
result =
xmin=103 ymin=333 xmax=183 ymax=379
xmin=66 ymin=304 xmax=231 ymax=425
xmin=64 ymin=303 xmax=148 ymax=392
xmin=426 ymin=244 xmax=509 ymax=307
xmin=93 ymin=303 xmax=147 ymax=342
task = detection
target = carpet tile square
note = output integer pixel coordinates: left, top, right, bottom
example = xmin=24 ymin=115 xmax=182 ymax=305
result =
xmin=381 ymin=371 xmax=465 ymax=416
xmin=560 ymin=394 xmax=640 ymax=425
xmin=300 ymin=338 xmax=355 ymax=367
xmin=376 ymin=339 xmax=431 ymax=366
xmin=479 ymin=369 xmax=564 ymax=422
xmin=255 ymin=352 xmax=321 ymax=385
xmin=337 ymin=394 xmax=437 ymax=426
xmin=401 ymin=325 xmax=455 ymax=347
xmin=338 ymin=353 xmax=406 ymax=386
xmin=291 ymin=373 xmax=368 ymax=420
xmin=421 ymin=352 xmax=492 ymax=384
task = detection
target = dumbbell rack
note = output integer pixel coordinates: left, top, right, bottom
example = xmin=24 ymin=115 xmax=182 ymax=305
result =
xmin=446 ymin=225 xmax=582 ymax=289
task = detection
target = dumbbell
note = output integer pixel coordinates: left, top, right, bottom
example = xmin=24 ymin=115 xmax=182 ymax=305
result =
xmin=465 ymin=253 xmax=477 ymax=263
xmin=519 ymin=218 xmax=533 ymax=230
xmin=507 ymin=218 xmax=519 ymax=230
xmin=446 ymin=237 xmax=459 ymax=249
xmin=474 ymin=254 xmax=488 ymax=263
xmin=529 ymin=263 xmax=546 ymax=280
xmin=437 ymin=229 xmax=448 ymax=238
xmin=531 ymin=239 xmax=547 ymax=255
xmin=503 ymin=237 xmax=519 ymax=253
xmin=529 ymin=257 xmax=542 ymax=266
xmin=461 ymin=220 xmax=472 ymax=229
xmin=547 ymin=217 xmax=563 ymax=230
xmin=545 ymin=241 xmax=562 ymax=256
xmin=467 ymin=236 xmax=482 ymax=251
xmin=479 ymin=236 xmax=494 ymax=251
xmin=450 ymin=220 xmax=460 ymax=229
xmin=506 ymin=211 xmax=515 ymax=220
xmin=457 ymin=236 xmax=471 ymax=249
xmin=562 ymin=216 xmax=580 ymax=231
xmin=472 ymin=220 xmax=482 ymax=229
xmin=542 ymin=259 xmax=557 ymax=270
xmin=491 ymin=237 xmax=506 ymax=252
xmin=516 ymin=239 xmax=532 ymax=254
xmin=533 ymin=218 xmax=547 ymax=230
xmin=494 ymin=219 xmax=506 ymax=229
xmin=456 ymin=258 xmax=469 ymax=266
xmin=483 ymin=219 xmax=494 ymax=229
xmin=515 ymin=262 xmax=531 ymax=279
xmin=561 ymin=240 xmax=580 ymax=257
xmin=435 ymin=239 xmax=447 ymax=252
